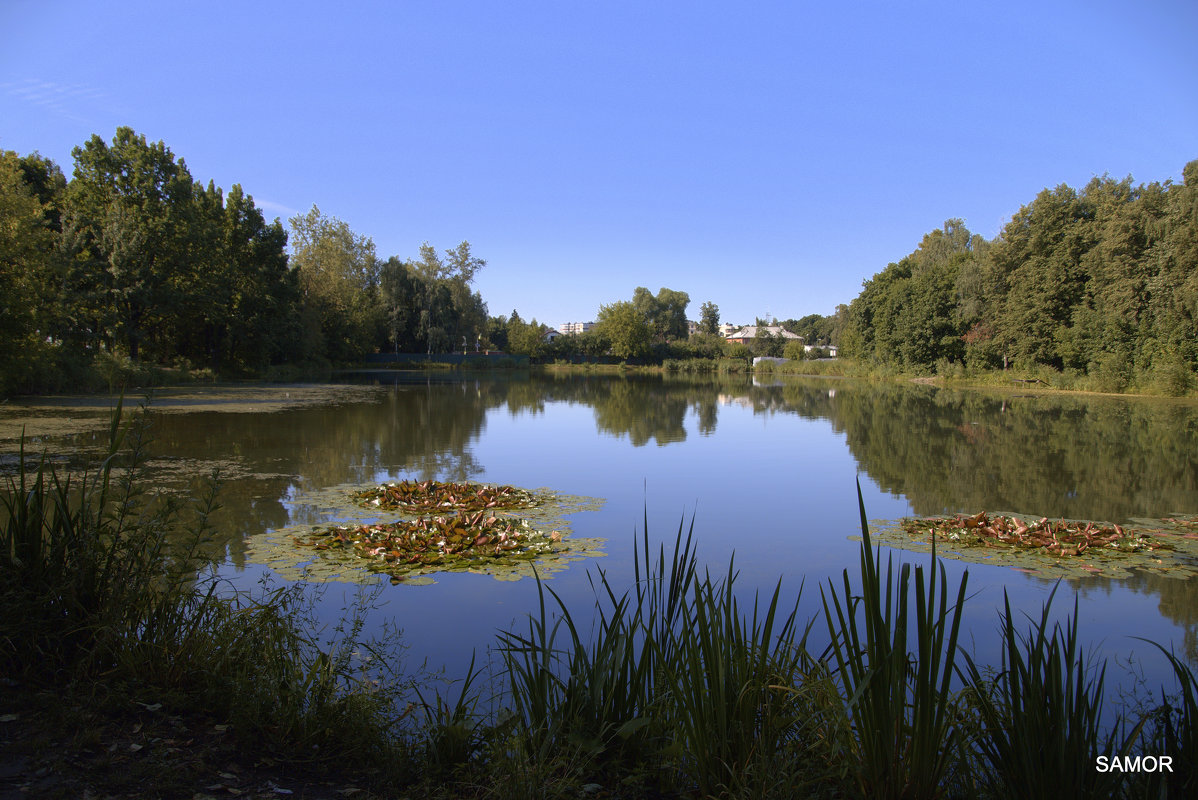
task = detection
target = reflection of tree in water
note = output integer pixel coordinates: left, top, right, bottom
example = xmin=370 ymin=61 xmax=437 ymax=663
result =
xmin=139 ymin=378 xmax=508 ymax=567
xmin=817 ymin=385 xmax=1198 ymax=523
xmin=589 ymin=378 xmax=688 ymax=446
xmin=506 ymin=373 xmax=733 ymax=447
xmin=1019 ymin=569 xmax=1198 ymax=670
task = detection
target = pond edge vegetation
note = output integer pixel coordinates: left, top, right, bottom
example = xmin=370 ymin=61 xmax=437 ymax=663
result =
xmin=2 ymin=405 xmax=1196 ymax=798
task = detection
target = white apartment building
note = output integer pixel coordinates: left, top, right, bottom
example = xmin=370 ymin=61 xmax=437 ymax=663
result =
xmin=560 ymin=321 xmax=596 ymax=335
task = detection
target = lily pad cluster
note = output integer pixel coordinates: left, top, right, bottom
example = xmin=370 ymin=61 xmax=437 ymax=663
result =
xmin=869 ymin=510 xmax=1198 ymax=580
xmin=901 ymin=511 xmax=1164 ymax=556
xmin=296 ymin=510 xmax=565 ymax=572
xmin=351 ymin=480 xmax=539 ymax=513
xmin=278 ymin=480 xmax=603 ymax=584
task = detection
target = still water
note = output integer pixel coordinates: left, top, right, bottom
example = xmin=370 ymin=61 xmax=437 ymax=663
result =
xmin=4 ymin=372 xmax=1197 ymax=693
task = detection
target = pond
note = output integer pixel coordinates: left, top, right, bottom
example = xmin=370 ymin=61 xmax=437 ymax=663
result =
xmin=4 ymin=372 xmax=1197 ymax=697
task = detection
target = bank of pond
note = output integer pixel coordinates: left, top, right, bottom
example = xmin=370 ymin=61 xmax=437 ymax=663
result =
xmin=1 ymin=414 xmax=1196 ymax=799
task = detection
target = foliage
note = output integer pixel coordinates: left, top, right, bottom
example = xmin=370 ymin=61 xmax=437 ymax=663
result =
xmin=842 ymin=165 xmax=1198 ymax=390
xmin=699 ymin=300 xmax=720 ymax=334
xmin=632 ymin=286 xmax=691 ymax=341
xmin=288 ymin=205 xmax=383 ymax=362
xmin=901 ymin=510 xmax=1172 ymax=557
xmin=0 ymin=129 xmax=497 ymax=393
xmin=820 ymin=483 xmax=970 ymax=799
xmin=353 ymin=480 xmax=541 ymax=513
xmin=595 ymin=300 xmax=653 ymax=360
xmin=296 ymin=514 xmax=566 ymax=578
xmin=0 ymin=150 xmax=58 ymax=395
xmin=959 ymin=588 xmax=1145 ymax=800
xmin=0 ymin=403 xmax=415 ymax=775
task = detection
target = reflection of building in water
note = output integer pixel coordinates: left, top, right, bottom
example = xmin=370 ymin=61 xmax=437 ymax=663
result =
xmin=717 ymin=393 xmax=753 ymax=409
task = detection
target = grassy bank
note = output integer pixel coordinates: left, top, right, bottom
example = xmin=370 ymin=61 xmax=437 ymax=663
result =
xmin=2 ymin=406 xmax=1195 ymax=798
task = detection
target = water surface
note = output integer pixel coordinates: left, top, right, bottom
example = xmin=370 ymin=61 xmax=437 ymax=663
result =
xmin=5 ymin=373 xmax=1196 ymax=692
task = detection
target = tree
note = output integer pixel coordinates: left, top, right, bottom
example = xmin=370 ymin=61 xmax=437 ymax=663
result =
xmin=783 ymin=339 xmax=807 ymax=361
xmin=595 ymin=300 xmax=652 ymax=360
xmin=288 ymin=205 xmax=380 ymax=362
xmin=411 ymin=240 xmax=487 ymax=353
xmin=699 ymin=301 xmax=720 ymax=335
xmin=506 ymin=311 xmax=548 ymax=358
xmin=0 ymin=151 xmax=58 ymax=393
xmin=752 ymin=326 xmax=783 ymax=357
xmin=655 ymin=287 xmax=691 ymax=340
xmin=379 ymin=257 xmax=424 ymax=353
xmin=217 ymin=185 xmax=298 ymax=370
xmin=65 ymin=127 xmax=204 ymax=361
xmin=630 ymin=286 xmax=690 ymax=341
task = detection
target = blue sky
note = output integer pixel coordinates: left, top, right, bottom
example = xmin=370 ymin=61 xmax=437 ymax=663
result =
xmin=3 ymin=1 xmax=1196 ymax=328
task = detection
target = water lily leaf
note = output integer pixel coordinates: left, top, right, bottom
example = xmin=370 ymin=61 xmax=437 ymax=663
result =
xmin=247 ymin=482 xmax=605 ymax=584
xmin=867 ymin=511 xmax=1198 ymax=579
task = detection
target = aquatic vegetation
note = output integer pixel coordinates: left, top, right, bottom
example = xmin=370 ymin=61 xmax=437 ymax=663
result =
xmin=296 ymin=513 xmax=568 ymax=579
xmin=352 ymin=479 xmax=541 ymax=513
xmin=245 ymin=480 xmax=605 ymax=584
xmin=868 ymin=510 xmax=1198 ymax=579
xmin=902 ymin=511 xmax=1166 ymax=556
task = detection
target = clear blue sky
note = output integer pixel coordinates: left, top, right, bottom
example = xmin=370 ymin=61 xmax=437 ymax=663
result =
xmin=3 ymin=0 xmax=1196 ymax=328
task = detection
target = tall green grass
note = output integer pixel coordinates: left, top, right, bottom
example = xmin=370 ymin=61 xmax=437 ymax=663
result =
xmin=1128 ymin=640 xmax=1197 ymax=799
xmin=959 ymin=588 xmax=1145 ymax=800
xmin=497 ymin=514 xmax=849 ymax=797
xmin=0 ymin=401 xmax=415 ymax=774
xmin=820 ymin=483 xmax=970 ymax=799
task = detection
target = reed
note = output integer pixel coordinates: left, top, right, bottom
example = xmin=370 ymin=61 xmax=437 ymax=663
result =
xmin=1129 ymin=640 xmax=1197 ymax=799
xmin=819 ymin=481 xmax=971 ymax=799
xmin=496 ymin=513 xmax=851 ymax=797
xmin=959 ymin=587 xmax=1144 ymax=800
xmin=0 ymin=402 xmax=414 ymax=775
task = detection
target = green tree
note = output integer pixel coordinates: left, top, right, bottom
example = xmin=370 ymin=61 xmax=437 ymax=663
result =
xmin=596 ymin=300 xmax=652 ymax=360
xmin=752 ymin=326 xmax=783 ymax=357
xmin=379 ymin=256 xmax=425 ymax=353
xmin=410 ymin=240 xmax=487 ymax=353
xmin=506 ymin=310 xmax=549 ymax=358
xmin=288 ymin=205 xmax=381 ymax=362
xmin=699 ymin=301 xmax=720 ymax=335
xmin=0 ymin=151 xmax=58 ymax=393
xmin=632 ymin=286 xmax=691 ymax=341
xmin=783 ymin=339 xmax=807 ymax=361
xmin=64 ymin=127 xmax=205 ymax=361
xmin=218 ymin=185 xmax=298 ymax=369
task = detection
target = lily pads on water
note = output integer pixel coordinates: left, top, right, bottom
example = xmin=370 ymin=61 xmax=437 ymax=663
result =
xmin=243 ymin=480 xmax=605 ymax=585
xmin=297 ymin=512 xmax=565 ymax=574
xmin=865 ymin=511 xmax=1198 ymax=580
xmin=352 ymin=479 xmax=541 ymax=513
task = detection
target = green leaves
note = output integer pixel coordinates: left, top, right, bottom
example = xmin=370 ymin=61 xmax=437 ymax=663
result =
xmin=842 ymin=164 xmax=1198 ymax=387
xmin=820 ymin=481 xmax=970 ymax=799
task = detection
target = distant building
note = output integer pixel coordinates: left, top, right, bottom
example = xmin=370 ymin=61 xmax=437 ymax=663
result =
xmin=687 ymin=320 xmax=699 ymax=336
xmin=544 ymin=328 xmax=562 ymax=342
xmin=560 ymin=321 xmax=595 ymax=335
xmin=720 ymin=322 xmax=739 ymax=337
xmin=804 ymin=343 xmax=838 ymax=358
xmin=724 ymin=325 xmax=803 ymax=346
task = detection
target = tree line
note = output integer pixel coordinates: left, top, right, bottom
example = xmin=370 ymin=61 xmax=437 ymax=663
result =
xmin=0 ymin=128 xmax=491 ymax=395
xmin=840 ymin=161 xmax=1198 ymax=393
